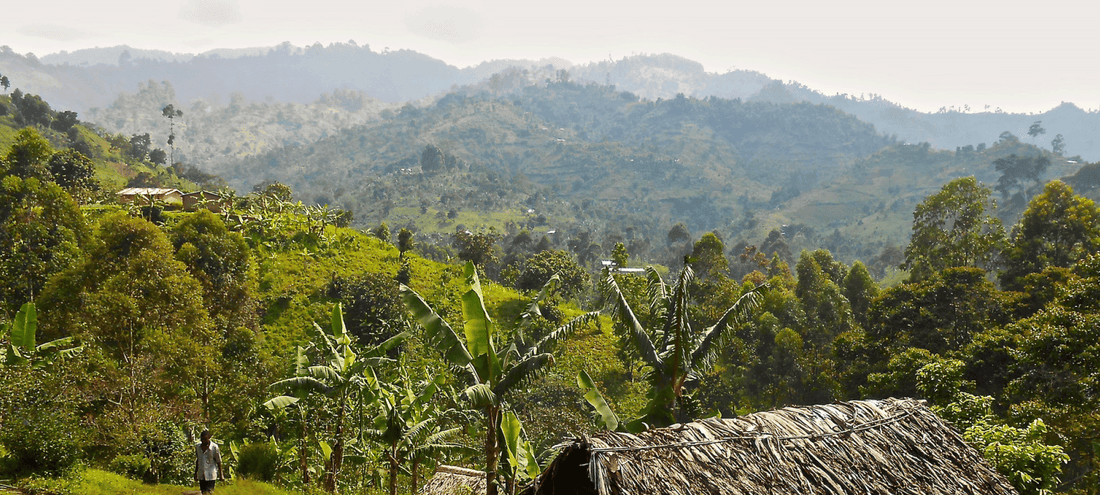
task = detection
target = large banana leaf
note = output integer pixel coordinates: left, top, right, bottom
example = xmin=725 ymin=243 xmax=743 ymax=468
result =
xmin=501 ymin=411 xmax=523 ymax=473
xmin=577 ymin=370 xmax=620 ymax=432
xmin=400 ymin=285 xmax=472 ymax=367
xmin=10 ymin=302 xmax=37 ymax=353
xmin=263 ymin=395 xmax=301 ymax=410
xmin=461 ymin=262 xmax=495 ymax=359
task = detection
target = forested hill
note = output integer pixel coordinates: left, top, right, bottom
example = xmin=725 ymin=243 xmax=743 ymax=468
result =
xmin=219 ymin=81 xmax=892 ymax=227
xmin=6 ymin=45 xmax=1100 ymax=160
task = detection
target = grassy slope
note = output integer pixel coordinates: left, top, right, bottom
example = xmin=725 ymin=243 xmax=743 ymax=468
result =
xmin=75 ymin=469 xmax=294 ymax=495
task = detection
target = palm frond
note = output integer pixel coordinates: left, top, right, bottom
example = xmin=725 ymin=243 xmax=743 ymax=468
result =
xmin=494 ymin=352 xmax=553 ymax=396
xmin=533 ymin=311 xmax=600 ymax=355
xmin=269 ymin=376 xmax=331 ymax=394
xmin=601 ymin=270 xmax=663 ymax=370
xmin=690 ymin=282 xmax=767 ymax=373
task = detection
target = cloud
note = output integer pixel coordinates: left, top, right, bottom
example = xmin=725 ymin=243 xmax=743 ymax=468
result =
xmin=16 ymin=24 xmax=94 ymax=41
xmin=404 ymin=4 xmax=482 ymax=44
xmin=180 ymin=0 xmax=243 ymax=27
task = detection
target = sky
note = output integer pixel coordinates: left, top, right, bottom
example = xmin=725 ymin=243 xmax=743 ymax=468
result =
xmin=3 ymin=0 xmax=1097 ymax=114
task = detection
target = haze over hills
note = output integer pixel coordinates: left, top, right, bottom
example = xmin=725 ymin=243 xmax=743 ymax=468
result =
xmin=2 ymin=43 xmax=1099 ymax=161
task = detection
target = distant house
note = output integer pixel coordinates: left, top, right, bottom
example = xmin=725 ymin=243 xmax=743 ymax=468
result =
xmin=420 ymin=465 xmax=486 ymax=495
xmin=117 ymin=188 xmax=183 ymax=205
xmin=522 ymin=398 xmax=1017 ymax=495
xmin=182 ymin=190 xmax=227 ymax=213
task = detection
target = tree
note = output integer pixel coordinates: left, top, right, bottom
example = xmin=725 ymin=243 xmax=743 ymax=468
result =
xmin=420 ymin=145 xmax=444 ymax=174
xmin=515 ymin=250 xmax=588 ymax=299
xmin=453 ymin=229 xmax=501 ymax=267
xmin=841 ymin=261 xmax=879 ymax=328
xmin=129 ymin=133 xmax=152 ymax=161
xmin=1027 ymin=120 xmax=1046 ymax=140
xmin=794 ymin=250 xmax=854 ymax=346
xmin=373 ymin=222 xmax=391 ymax=243
xmin=666 ymin=222 xmax=690 ymax=248
xmin=599 ymin=265 xmax=766 ymax=426
xmin=37 ymin=213 xmax=212 ymax=425
xmin=327 ymin=272 xmax=406 ymax=346
xmin=0 ymin=175 xmax=86 ymax=314
xmin=402 ymin=262 xmax=598 ymax=495
xmin=266 ymin=305 xmax=407 ymax=492
xmin=50 ymin=110 xmax=79 ymax=133
xmin=903 ymin=177 xmax=1004 ymax=281
xmin=1051 ymin=134 xmax=1065 ymax=155
xmin=2 ymin=128 xmax=54 ymax=180
xmin=47 ymin=148 xmax=97 ymax=198
xmin=1000 ymin=180 xmax=1100 ymax=290
xmin=397 ymin=228 xmax=414 ymax=260
xmin=0 ymin=72 xmax=9 ymax=91
xmin=162 ymin=104 xmax=183 ymax=165
xmin=11 ymin=91 xmax=52 ymax=128
xmin=148 ymin=148 xmax=168 ymax=165
xmin=994 ymin=154 xmax=1050 ymax=202
xmin=690 ymin=232 xmax=728 ymax=279
xmin=611 ymin=242 xmax=629 ymax=269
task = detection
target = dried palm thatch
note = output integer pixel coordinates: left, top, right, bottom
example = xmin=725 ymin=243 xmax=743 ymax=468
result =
xmin=420 ymin=465 xmax=488 ymax=495
xmin=525 ymin=398 xmax=1017 ymax=495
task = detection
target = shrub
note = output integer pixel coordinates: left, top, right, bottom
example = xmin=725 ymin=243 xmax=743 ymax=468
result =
xmin=235 ymin=442 xmax=279 ymax=482
xmin=108 ymin=453 xmax=152 ymax=481
xmin=0 ymin=405 xmax=84 ymax=476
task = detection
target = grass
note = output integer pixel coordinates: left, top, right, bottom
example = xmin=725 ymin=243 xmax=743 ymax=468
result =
xmin=71 ymin=469 xmax=298 ymax=495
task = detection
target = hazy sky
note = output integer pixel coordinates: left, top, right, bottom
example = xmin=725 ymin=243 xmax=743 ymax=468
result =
xmin=3 ymin=0 xmax=1096 ymax=113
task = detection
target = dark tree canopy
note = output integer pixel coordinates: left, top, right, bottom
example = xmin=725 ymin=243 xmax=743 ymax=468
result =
xmin=1000 ymin=180 xmax=1100 ymax=290
xmin=903 ymin=177 xmax=1004 ymax=281
xmin=516 ymin=249 xmax=589 ymax=298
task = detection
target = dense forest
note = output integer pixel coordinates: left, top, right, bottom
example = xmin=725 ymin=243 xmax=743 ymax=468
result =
xmin=3 ymin=73 xmax=1100 ymax=495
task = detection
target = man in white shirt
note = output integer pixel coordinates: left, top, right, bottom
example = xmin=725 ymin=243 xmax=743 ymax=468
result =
xmin=194 ymin=430 xmax=224 ymax=494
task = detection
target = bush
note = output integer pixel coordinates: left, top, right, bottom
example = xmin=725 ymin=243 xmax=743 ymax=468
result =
xmin=235 ymin=442 xmax=279 ymax=482
xmin=0 ymin=406 xmax=84 ymax=476
xmin=108 ymin=453 xmax=152 ymax=481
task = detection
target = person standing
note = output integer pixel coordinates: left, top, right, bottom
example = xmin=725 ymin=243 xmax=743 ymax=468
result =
xmin=195 ymin=430 xmax=224 ymax=493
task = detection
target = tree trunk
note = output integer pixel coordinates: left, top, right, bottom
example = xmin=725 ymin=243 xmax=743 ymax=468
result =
xmin=485 ymin=406 xmax=500 ymax=495
xmin=323 ymin=390 xmax=347 ymax=492
xmin=388 ymin=450 xmax=399 ymax=495
xmin=299 ymin=408 xmax=311 ymax=486
xmin=411 ymin=457 xmax=420 ymax=495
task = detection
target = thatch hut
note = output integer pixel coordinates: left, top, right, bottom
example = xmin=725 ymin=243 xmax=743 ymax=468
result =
xmin=525 ymin=398 xmax=1017 ymax=495
xmin=420 ymin=465 xmax=487 ymax=495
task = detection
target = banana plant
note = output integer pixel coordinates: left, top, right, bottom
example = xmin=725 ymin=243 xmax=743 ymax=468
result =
xmin=500 ymin=411 xmax=541 ymax=495
xmin=599 ymin=265 xmax=767 ymax=426
xmin=265 ymin=304 xmax=407 ymax=492
xmin=401 ymin=261 xmax=599 ymax=495
xmin=365 ymin=372 xmax=466 ymax=495
xmin=4 ymin=302 xmax=83 ymax=367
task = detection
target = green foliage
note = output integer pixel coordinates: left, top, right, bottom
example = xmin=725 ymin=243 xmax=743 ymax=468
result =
xmin=107 ymin=453 xmax=151 ymax=481
xmin=0 ymin=369 xmax=84 ymax=477
xmin=327 ymin=272 xmax=405 ymax=346
xmin=690 ymin=232 xmax=728 ymax=279
xmin=515 ymin=250 xmax=588 ymax=299
xmin=1000 ymin=180 xmax=1100 ymax=290
xmin=599 ymin=265 xmax=766 ymax=425
xmin=236 ymin=442 xmax=280 ymax=482
xmin=0 ymin=175 xmax=86 ymax=314
xmin=994 ymin=154 xmax=1050 ymax=201
xmin=903 ymin=177 xmax=1004 ymax=281
xmin=965 ymin=419 xmax=1067 ymax=495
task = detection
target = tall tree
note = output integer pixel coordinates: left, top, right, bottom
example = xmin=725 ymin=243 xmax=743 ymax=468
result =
xmin=2 ymin=128 xmax=54 ymax=180
xmin=1000 ymin=180 xmax=1100 ymax=290
xmin=994 ymin=154 xmax=1050 ymax=202
xmin=162 ymin=104 xmax=183 ymax=165
xmin=903 ymin=177 xmax=1004 ymax=281
xmin=402 ymin=261 xmax=598 ymax=495
xmin=1027 ymin=120 xmax=1046 ymax=140
xmin=0 ymin=175 xmax=86 ymax=314
xmin=690 ymin=232 xmax=728 ymax=280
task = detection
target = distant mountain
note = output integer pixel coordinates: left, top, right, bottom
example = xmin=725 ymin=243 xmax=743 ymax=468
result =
xmin=4 ymin=44 xmax=1099 ymax=159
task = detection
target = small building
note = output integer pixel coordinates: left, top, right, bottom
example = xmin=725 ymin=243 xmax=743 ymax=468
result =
xmin=118 ymin=188 xmax=183 ymax=205
xmin=420 ymin=465 xmax=486 ymax=495
xmin=182 ymin=190 xmax=227 ymax=213
xmin=524 ymin=398 xmax=1017 ymax=495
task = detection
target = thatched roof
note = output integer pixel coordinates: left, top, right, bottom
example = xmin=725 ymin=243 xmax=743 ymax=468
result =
xmin=420 ymin=465 xmax=487 ymax=495
xmin=526 ymin=398 xmax=1017 ymax=495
